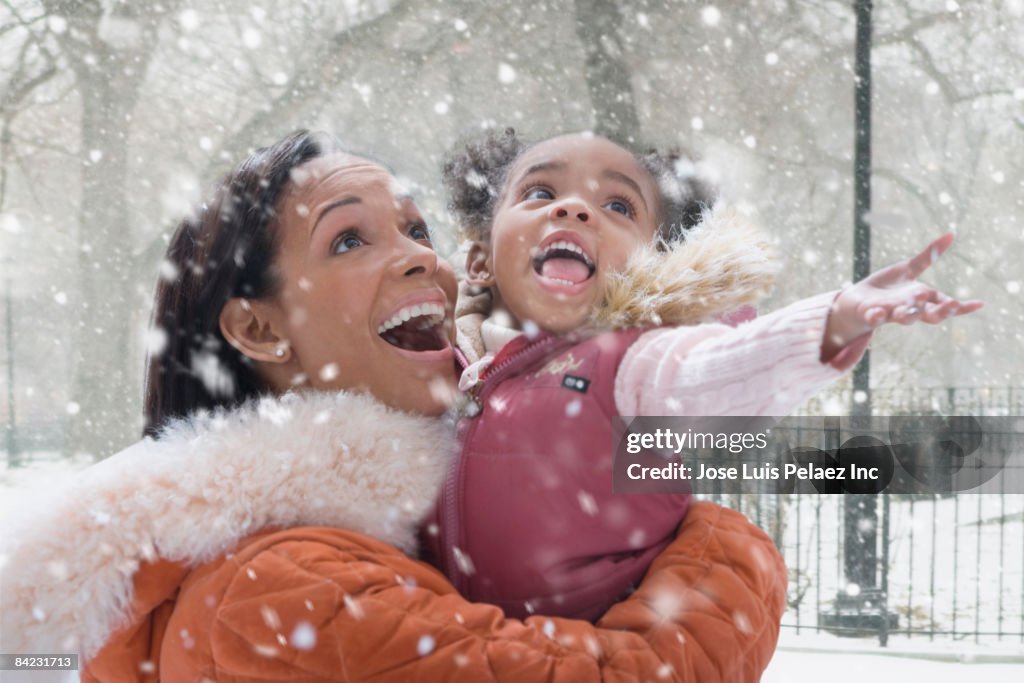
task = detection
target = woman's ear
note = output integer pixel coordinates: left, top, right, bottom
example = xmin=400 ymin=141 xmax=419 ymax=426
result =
xmin=219 ymin=298 xmax=291 ymax=363
xmin=465 ymin=242 xmax=495 ymax=288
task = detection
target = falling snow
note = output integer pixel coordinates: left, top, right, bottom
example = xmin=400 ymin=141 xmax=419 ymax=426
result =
xmin=290 ymin=622 xmax=317 ymax=650
xmin=498 ymin=63 xmax=517 ymax=84
xmin=0 ymin=3 xmax=1019 ymax=676
xmin=416 ymin=634 xmax=435 ymax=656
xmin=702 ymin=7 xmax=722 ymax=26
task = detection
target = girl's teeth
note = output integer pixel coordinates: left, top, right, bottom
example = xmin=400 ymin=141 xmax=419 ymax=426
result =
xmin=542 ymin=241 xmax=591 ymax=264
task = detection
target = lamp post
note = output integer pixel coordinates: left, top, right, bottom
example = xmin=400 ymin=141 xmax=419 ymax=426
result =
xmin=818 ymin=0 xmax=897 ymax=643
xmin=849 ymin=0 xmax=877 ymax=600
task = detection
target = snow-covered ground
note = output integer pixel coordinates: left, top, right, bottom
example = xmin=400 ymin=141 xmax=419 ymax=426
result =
xmin=3 ymin=454 xmax=1023 ymax=681
xmin=778 ymin=493 xmax=1024 ymax=640
xmin=765 ymin=648 xmax=1022 ymax=683
xmin=0 ymin=452 xmax=92 ymax=522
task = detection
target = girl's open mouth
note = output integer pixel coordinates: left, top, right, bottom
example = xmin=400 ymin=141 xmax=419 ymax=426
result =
xmin=377 ymin=303 xmax=450 ymax=354
xmin=532 ymin=240 xmax=596 ymax=286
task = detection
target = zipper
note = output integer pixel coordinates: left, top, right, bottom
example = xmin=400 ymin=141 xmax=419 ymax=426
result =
xmin=438 ymin=334 xmax=568 ymax=590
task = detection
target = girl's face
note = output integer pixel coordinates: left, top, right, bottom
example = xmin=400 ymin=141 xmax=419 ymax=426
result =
xmin=266 ymin=154 xmax=457 ymax=415
xmin=484 ymin=134 xmax=661 ymax=333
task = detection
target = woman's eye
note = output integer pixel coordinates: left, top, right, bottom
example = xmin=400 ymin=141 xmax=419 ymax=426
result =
xmin=409 ymin=223 xmax=431 ymax=242
xmin=332 ymin=232 xmax=364 ymax=254
xmin=525 ymin=188 xmax=554 ymax=201
xmin=606 ymin=200 xmax=633 ymax=217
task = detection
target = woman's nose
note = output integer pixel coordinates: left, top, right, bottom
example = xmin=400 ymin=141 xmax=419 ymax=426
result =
xmin=393 ymin=239 xmax=438 ymax=278
xmin=549 ymin=197 xmax=590 ymax=223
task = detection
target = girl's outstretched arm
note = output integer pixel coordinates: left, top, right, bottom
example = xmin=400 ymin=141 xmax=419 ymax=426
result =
xmin=615 ymin=233 xmax=981 ymax=418
xmin=821 ymin=232 xmax=983 ymax=360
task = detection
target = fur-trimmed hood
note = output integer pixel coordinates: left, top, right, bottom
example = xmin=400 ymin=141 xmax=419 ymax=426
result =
xmin=0 ymin=391 xmax=455 ymax=658
xmin=455 ymin=203 xmax=780 ymax=362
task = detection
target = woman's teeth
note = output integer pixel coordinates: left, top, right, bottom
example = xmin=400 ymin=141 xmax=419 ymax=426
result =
xmin=377 ymin=302 xmax=446 ymax=334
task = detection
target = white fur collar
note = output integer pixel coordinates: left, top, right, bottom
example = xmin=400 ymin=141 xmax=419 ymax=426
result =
xmin=0 ymin=391 xmax=455 ymax=658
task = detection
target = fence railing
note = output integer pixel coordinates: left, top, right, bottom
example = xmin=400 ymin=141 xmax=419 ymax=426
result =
xmin=702 ymin=490 xmax=1024 ymax=644
xmin=701 ymin=386 xmax=1024 ymax=645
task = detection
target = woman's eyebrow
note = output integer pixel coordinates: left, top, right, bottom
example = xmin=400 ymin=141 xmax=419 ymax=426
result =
xmin=601 ymin=170 xmax=649 ymax=212
xmin=311 ymin=196 xmax=361 ymax=235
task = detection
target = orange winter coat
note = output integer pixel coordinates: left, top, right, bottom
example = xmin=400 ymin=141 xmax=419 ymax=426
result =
xmin=1 ymin=392 xmax=786 ymax=682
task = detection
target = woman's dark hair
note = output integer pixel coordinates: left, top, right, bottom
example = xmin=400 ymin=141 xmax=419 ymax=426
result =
xmin=442 ymin=128 xmax=717 ymax=243
xmin=142 ymin=130 xmax=326 ymax=437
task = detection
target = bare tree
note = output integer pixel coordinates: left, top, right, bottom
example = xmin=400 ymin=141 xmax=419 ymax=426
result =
xmin=573 ymin=0 xmax=640 ymax=141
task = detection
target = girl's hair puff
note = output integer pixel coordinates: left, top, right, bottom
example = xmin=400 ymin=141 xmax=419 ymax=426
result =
xmin=442 ymin=128 xmax=524 ymax=242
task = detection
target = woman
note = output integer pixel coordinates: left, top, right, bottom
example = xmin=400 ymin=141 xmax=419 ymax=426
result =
xmin=1 ymin=131 xmax=786 ymax=682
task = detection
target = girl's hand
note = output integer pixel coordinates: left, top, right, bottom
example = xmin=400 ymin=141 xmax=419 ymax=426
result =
xmin=823 ymin=233 xmax=984 ymax=355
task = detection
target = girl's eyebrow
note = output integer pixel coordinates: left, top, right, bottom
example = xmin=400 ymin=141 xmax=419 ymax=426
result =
xmin=516 ymin=160 xmax=567 ymax=183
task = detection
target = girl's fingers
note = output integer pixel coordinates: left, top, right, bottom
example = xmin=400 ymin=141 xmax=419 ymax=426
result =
xmin=892 ymin=304 xmax=924 ymax=325
xmin=863 ymin=284 xmax=937 ymax=312
xmin=954 ymin=299 xmax=985 ymax=315
xmin=906 ymin=232 xmax=955 ymax=279
xmin=908 ymin=285 xmax=939 ymax=308
xmin=920 ymin=299 xmax=959 ymax=324
xmin=864 ymin=306 xmax=889 ymax=326
xmin=901 ymin=298 xmax=983 ymax=325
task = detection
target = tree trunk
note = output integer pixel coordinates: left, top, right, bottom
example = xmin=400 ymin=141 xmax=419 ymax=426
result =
xmin=573 ymin=0 xmax=640 ymax=142
xmin=46 ymin=0 xmax=177 ymax=456
xmin=67 ymin=80 xmax=142 ymax=457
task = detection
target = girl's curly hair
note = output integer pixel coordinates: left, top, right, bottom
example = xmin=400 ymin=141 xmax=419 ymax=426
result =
xmin=442 ymin=128 xmax=717 ymax=243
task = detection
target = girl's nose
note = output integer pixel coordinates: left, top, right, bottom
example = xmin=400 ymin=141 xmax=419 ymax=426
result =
xmin=549 ymin=197 xmax=590 ymax=223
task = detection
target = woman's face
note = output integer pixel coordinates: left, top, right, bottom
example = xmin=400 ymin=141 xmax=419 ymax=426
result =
xmin=266 ymin=154 xmax=457 ymax=415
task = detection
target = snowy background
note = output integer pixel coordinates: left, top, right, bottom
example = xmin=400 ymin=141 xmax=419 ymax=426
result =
xmin=1 ymin=0 xmax=1022 ymax=458
xmin=1 ymin=0 xmax=1023 ymax=679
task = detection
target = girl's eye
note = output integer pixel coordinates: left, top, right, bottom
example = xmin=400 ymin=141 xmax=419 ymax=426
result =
xmin=525 ymin=187 xmax=554 ymax=201
xmin=409 ymin=223 xmax=432 ymax=242
xmin=331 ymin=232 xmax=364 ymax=254
xmin=605 ymin=199 xmax=634 ymax=218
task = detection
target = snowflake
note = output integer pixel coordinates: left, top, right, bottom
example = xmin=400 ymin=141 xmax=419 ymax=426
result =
xmin=701 ymin=7 xmax=722 ymax=27
xmin=417 ymin=634 xmax=436 ymax=656
xmin=344 ymin=594 xmax=365 ymax=619
xmin=291 ymin=622 xmax=317 ymax=651
xmin=319 ymin=363 xmax=340 ymax=381
xmin=178 ymin=9 xmax=199 ymax=32
xmin=453 ymin=546 xmax=476 ymax=576
xmin=498 ymin=63 xmax=517 ymax=84
xmin=577 ymin=490 xmax=598 ymax=516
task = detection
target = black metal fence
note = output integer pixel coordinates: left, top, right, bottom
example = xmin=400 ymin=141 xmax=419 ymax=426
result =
xmin=700 ymin=386 xmax=1024 ymax=645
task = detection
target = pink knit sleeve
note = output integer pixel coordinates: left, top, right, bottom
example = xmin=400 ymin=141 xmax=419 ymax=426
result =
xmin=614 ymin=290 xmax=872 ymax=417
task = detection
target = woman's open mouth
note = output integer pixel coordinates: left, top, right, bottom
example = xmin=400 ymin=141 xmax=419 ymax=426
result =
xmin=377 ymin=302 xmax=450 ymax=355
xmin=532 ymin=240 xmax=596 ymax=289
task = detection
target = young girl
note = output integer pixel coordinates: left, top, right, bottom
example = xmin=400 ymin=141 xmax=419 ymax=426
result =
xmin=430 ymin=128 xmax=982 ymax=622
